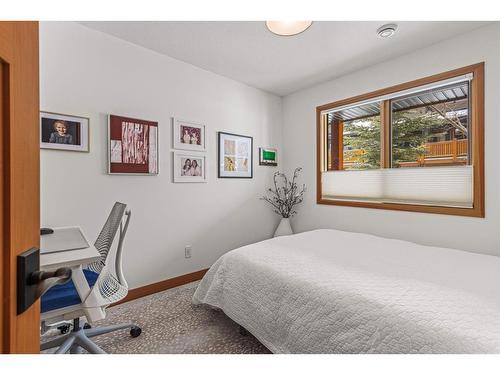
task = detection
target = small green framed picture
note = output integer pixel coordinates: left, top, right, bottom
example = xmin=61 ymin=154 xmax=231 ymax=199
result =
xmin=259 ymin=147 xmax=277 ymax=166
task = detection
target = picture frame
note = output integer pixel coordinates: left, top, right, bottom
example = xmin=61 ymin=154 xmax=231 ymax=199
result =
xmin=172 ymin=118 xmax=206 ymax=152
xmin=40 ymin=111 xmax=89 ymax=152
xmin=173 ymin=151 xmax=207 ymax=183
xmin=259 ymin=147 xmax=278 ymax=166
xmin=218 ymin=131 xmax=253 ymax=178
xmin=108 ymin=114 xmax=159 ymax=175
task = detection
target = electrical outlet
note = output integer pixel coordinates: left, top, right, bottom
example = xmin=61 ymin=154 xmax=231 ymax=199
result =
xmin=185 ymin=245 xmax=192 ymax=259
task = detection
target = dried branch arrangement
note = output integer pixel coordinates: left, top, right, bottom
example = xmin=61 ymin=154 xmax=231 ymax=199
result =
xmin=261 ymin=168 xmax=306 ymax=218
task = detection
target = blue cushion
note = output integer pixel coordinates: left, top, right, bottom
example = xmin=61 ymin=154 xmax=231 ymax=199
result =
xmin=41 ymin=269 xmax=99 ymax=313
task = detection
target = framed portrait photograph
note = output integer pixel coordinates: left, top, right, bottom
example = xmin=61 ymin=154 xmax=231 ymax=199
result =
xmin=172 ymin=118 xmax=206 ymax=151
xmin=108 ymin=114 xmax=159 ymax=175
xmin=218 ymin=132 xmax=253 ymax=178
xmin=173 ymin=151 xmax=207 ymax=183
xmin=40 ymin=111 xmax=89 ymax=152
xmin=259 ymin=147 xmax=278 ymax=166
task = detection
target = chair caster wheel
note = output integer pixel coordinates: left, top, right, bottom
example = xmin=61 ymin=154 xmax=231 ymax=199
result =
xmin=130 ymin=326 xmax=142 ymax=338
xmin=83 ymin=323 xmax=92 ymax=329
xmin=57 ymin=324 xmax=71 ymax=335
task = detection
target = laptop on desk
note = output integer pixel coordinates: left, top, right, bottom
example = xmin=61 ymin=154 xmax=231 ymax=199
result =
xmin=40 ymin=226 xmax=90 ymax=254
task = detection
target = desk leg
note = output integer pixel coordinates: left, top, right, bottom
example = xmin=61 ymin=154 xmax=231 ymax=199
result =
xmin=72 ymin=266 xmax=91 ymax=301
xmin=71 ymin=266 xmax=105 ymax=323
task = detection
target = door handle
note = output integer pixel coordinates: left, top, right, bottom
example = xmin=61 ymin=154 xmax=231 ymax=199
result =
xmin=17 ymin=248 xmax=72 ymax=315
xmin=30 ymin=268 xmax=72 ymax=299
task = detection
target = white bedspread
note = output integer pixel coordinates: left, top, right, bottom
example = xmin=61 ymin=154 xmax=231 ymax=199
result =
xmin=193 ymin=229 xmax=500 ymax=353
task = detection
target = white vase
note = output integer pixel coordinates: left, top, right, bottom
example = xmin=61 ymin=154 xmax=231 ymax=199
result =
xmin=274 ymin=217 xmax=293 ymax=237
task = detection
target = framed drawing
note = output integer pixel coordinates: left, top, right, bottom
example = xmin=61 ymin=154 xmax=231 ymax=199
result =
xmin=259 ymin=147 xmax=278 ymax=166
xmin=172 ymin=118 xmax=206 ymax=151
xmin=218 ymin=132 xmax=253 ymax=178
xmin=173 ymin=151 xmax=207 ymax=183
xmin=40 ymin=111 xmax=89 ymax=152
xmin=108 ymin=114 xmax=159 ymax=175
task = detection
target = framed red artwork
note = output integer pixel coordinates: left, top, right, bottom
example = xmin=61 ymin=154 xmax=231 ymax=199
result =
xmin=108 ymin=114 xmax=159 ymax=175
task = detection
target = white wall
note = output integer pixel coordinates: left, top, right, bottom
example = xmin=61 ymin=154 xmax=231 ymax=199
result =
xmin=40 ymin=22 xmax=282 ymax=288
xmin=283 ymin=23 xmax=500 ymax=256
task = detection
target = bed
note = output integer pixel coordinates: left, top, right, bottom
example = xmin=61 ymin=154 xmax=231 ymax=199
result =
xmin=193 ymin=229 xmax=500 ymax=353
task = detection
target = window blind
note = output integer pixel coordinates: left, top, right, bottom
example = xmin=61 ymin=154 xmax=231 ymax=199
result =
xmin=321 ymin=165 xmax=473 ymax=208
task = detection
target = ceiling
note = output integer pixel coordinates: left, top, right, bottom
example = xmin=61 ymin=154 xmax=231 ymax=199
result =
xmin=80 ymin=21 xmax=489 ymax=96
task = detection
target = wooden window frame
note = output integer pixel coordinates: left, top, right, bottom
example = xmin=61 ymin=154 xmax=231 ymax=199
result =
xmin=316 ymin=63 xmax=485 ymax=217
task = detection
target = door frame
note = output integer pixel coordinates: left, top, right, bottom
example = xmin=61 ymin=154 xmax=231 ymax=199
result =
xmin=0 ymin=21 xmax=40 ymax=354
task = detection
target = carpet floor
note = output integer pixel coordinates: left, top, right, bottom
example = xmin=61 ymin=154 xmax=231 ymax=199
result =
xmin=40 ymin=281 xmax=270 ymax=354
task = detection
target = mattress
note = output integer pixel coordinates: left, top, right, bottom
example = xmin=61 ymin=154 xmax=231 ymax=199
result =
xmin=193 ymin=229 xmax=500 ymax=353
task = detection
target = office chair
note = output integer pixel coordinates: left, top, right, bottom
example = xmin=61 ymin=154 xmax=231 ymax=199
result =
xmin=40 ymin=202 xmax=141 ymax=354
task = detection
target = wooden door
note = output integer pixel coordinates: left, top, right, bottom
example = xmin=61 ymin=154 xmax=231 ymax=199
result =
xmin=0 ymin=21 xmax=40 ymax=354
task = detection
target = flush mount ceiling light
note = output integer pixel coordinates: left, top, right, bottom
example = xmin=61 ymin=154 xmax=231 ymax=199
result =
xmin=377 ymin=23 xmax=398 ymax=38
xmin=266 ymin=21 xmax=313 ymax=36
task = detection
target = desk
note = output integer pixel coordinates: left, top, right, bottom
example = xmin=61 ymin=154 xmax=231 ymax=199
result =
xmin=40 ymin=227 xmax=101 ymax=316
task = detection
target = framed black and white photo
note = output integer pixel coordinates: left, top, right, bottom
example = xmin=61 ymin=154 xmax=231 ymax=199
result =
xmin=218 ymin=132 xmax=253 ymax=178
xmin=172 ymin=118 xmax=206 ymax=152
xmin=173 ymin=151 xmax=207 ymax=183
xmin=40 ymin=111 xmax=89 ymax=152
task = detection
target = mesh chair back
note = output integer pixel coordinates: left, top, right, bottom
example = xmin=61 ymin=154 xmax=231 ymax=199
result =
xmin=87 ymin=202 xmax=127 ymax=274
xmin=84 ymin=202 xmax=131 ymax=306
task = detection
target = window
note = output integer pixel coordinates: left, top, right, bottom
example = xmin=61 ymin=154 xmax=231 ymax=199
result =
xmin=327 ymin=101 xmax=381 ymax=171
xmin=391 ymin=81 xmax=470 ymax=168
xmin=317 ymin=63 xmax=484 ymax=217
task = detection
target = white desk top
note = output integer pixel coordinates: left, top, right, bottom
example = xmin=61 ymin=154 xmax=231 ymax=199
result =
xmin=40 ymin=226 xmax=101 ymax=270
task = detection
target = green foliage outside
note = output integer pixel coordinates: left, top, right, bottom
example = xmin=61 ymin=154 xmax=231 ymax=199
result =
xmin=342 ymin=109 xmax=464 ymax=169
